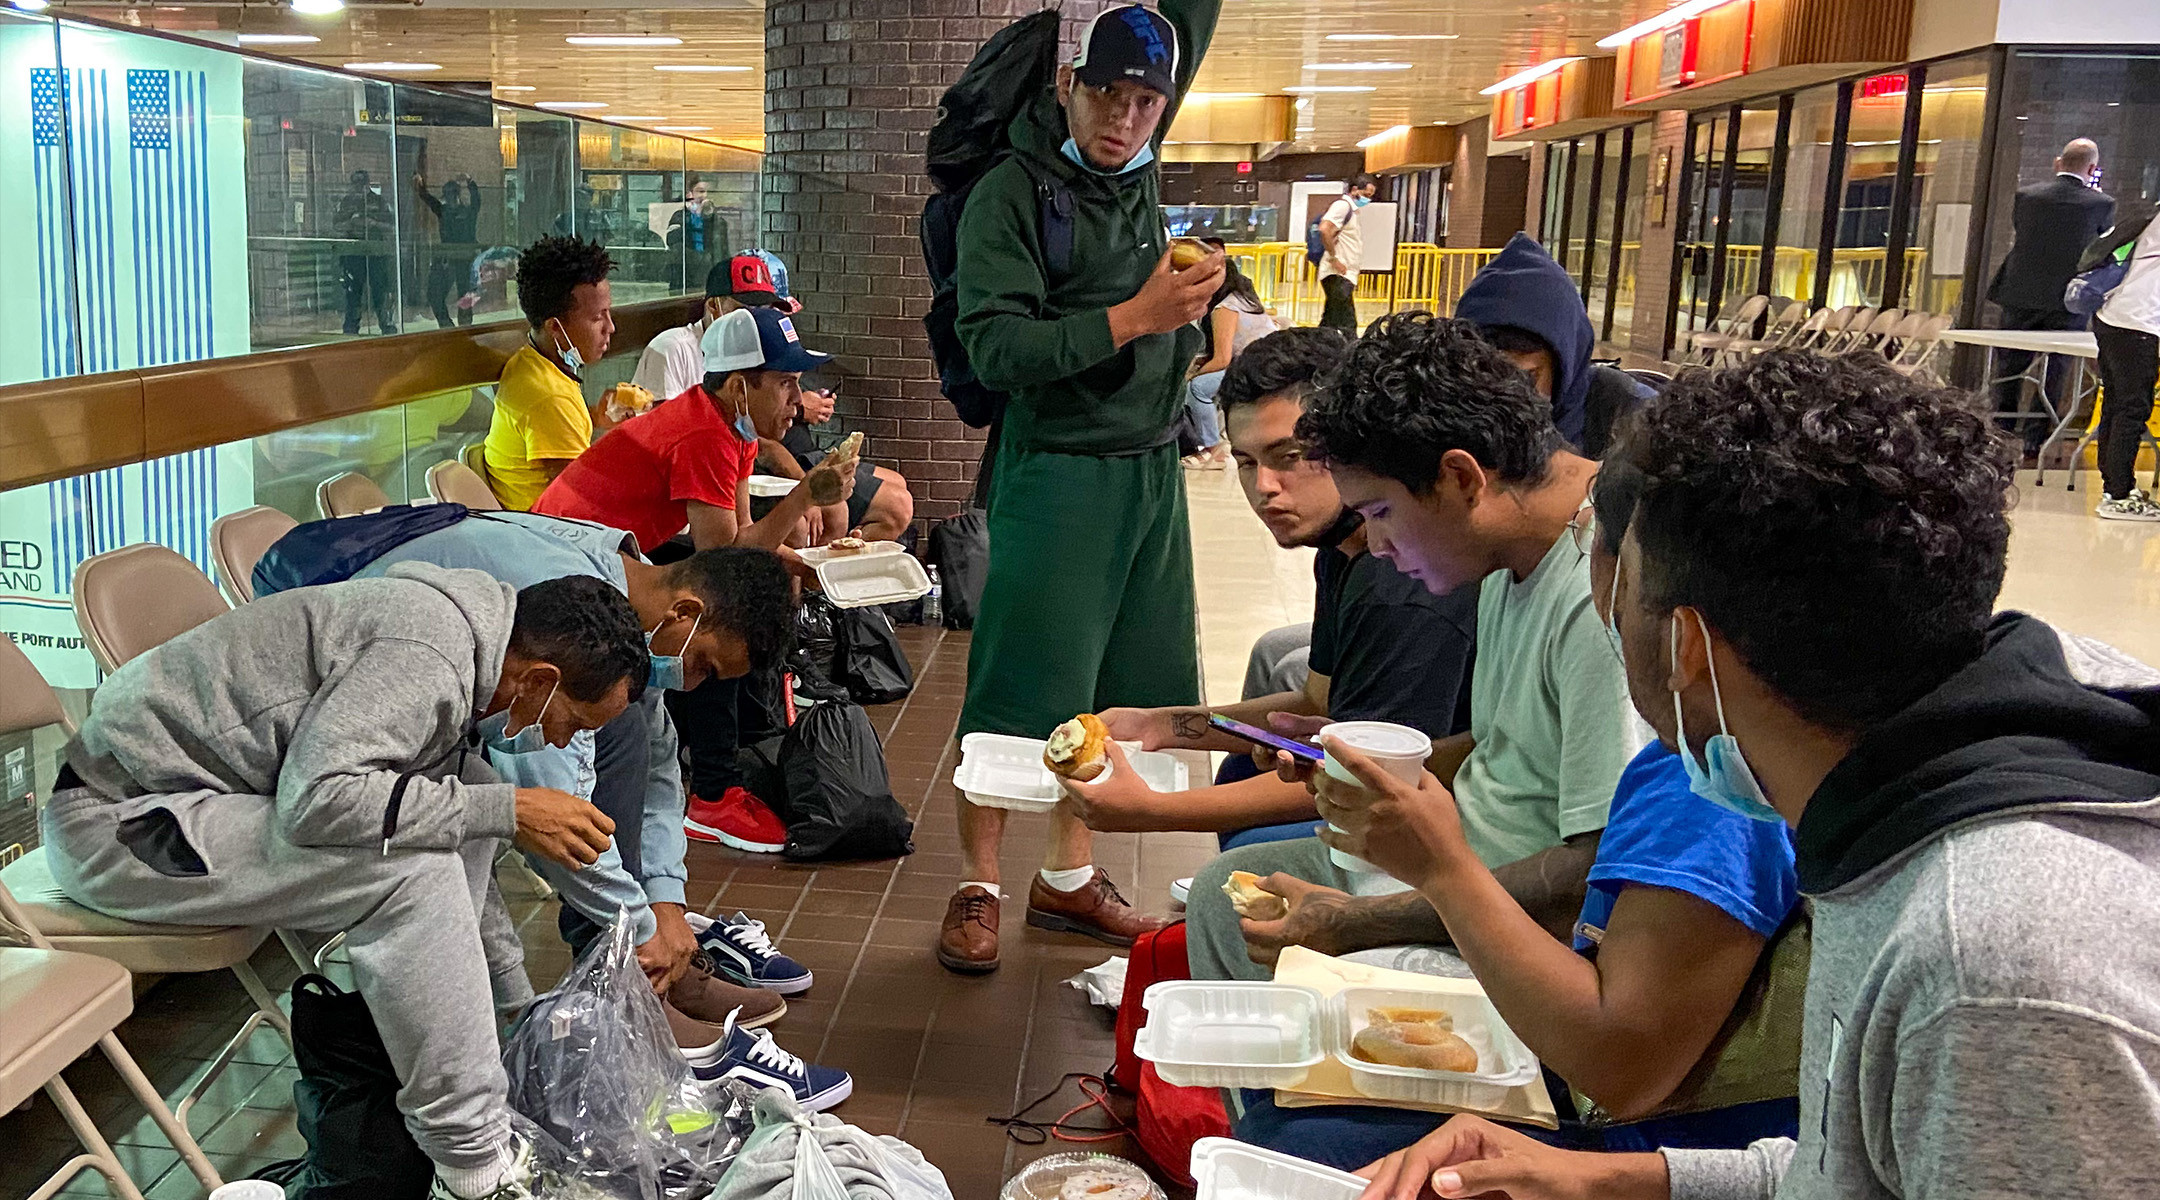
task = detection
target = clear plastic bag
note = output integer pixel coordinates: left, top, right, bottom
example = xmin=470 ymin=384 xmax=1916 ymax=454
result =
xmin=502 ymin=913 xmax=755 ymax=1200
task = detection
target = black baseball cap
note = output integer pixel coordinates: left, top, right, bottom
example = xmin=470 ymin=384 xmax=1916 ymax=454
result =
xmin=1072 ymin=5 xmax=1179 ymax=98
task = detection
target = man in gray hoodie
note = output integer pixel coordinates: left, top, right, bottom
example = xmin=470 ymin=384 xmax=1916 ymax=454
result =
xmin=41 ymin=563 xmax=647 ymax=1200
xmin=1341 ymin=351 xmax=2160 ymax=1200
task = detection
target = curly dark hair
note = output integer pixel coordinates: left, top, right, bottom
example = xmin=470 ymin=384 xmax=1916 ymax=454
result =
xmin=667 ymin=548 xmax=796 ymax=672
xmin=1590 ymin=455 xmax=1646 ymax=558
xmin=1217 ymin=327 xmax=1350 ymax=414
xmin=1616 ymin=349 xmax=2016 ymax=733
xmin=508 ymin=575 xmax=649 ymax=704
xmin=1297 ymin=312 xmax=1562 ymax=489
xmin=516 ymin=235 xmax=614 ymax=327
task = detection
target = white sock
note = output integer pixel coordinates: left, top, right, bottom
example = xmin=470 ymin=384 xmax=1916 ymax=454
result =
xmin=1038 ymin=865 xmax=1097 ymax=893
xmin=436 ymin=1141 xmax=516 ymax=1199
xmin=958 ymin=880 xmax=1003 ymax=900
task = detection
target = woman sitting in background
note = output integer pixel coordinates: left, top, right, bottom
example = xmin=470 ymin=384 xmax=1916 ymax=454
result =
xmin=1184 ymin=251 xmax=1279 ymax=470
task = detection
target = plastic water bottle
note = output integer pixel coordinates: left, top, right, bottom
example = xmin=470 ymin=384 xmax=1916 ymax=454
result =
xmin=924 ymin=566 xmax=942 ymax=626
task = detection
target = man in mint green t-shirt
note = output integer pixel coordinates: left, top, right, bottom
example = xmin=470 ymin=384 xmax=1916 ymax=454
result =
xmin=1186 ymin=313 xmax=1637 ymax=982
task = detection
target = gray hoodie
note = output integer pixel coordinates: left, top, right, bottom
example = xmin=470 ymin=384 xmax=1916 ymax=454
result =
xmin=1665 ymin=619 xmax=2160 ymax=1199
xmin=66 ymin=561 xmax=519 ymax=856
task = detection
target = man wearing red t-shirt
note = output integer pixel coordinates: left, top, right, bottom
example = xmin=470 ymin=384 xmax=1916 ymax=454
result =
xmin=535 ymin=306 xmax=855 ymax=557
xmin=538 ymin=306 xmax=858 ymax=852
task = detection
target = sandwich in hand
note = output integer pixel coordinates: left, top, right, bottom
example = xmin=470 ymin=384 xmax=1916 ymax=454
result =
xmin=1043 ymin=713 xmax=1111 ymax=782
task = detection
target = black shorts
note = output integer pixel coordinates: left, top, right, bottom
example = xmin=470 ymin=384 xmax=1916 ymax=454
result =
xmin=748 ymin=459 xmax=883 ymax=531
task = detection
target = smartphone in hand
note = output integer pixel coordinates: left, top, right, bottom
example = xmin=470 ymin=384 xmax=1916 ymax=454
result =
xmin=1207 ymin=713 xmax=1323 ymax=763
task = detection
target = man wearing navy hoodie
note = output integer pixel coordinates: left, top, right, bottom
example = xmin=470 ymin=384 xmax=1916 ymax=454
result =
xmin=1454 ymin=232 xmax=1653 ymax=458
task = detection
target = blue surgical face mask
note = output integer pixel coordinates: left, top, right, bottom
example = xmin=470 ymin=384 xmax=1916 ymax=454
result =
xmin=479 ymin=679 xmax=556 ymax=756
xmin=734 ymin=411 xmax=757 ymax=442
xmin=1060 ymin=136 xmax=1156 ymax=176
xmin=1670 ymin=612 xmax=1783 ymax=823
xmin=1352 ymin=195 xmax=1372 ymax=208
xmin=646 ymin=608 xmax=702 ymax=692
xmin=542 ymin=324 xmax=584 ymax=381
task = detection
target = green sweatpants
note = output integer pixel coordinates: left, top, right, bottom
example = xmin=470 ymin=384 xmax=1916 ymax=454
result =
xmin=960 ymin=441 xmax=1200 ymax=739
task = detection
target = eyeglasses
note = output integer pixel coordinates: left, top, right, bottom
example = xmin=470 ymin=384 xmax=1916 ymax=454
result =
xmin=1566 ymin=500 xmax=1599 ymax=557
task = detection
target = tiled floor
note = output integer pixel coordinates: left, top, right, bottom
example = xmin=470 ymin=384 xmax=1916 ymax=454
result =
xmin=10 ymin=457 xmax=2157 ymax=1200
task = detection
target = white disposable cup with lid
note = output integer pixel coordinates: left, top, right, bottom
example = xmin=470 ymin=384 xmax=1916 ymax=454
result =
xmin=1316 ymin=721 xmax=1432 ymax=874
xmin=210 ymin=1183 xmax=286 ymax=1200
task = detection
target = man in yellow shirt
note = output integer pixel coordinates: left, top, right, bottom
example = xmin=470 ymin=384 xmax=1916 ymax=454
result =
xmin=486 ymin=236 xmax=616 ymax=509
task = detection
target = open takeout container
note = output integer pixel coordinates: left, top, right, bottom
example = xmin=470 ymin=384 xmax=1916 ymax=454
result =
xmin=952 ymin=733 xmax=1188 ymax=812
xmin=795 ymin=540 xmax=907 ymax=566
xmin=1189 ymin=1138 xmax=1367 ymax=1200
xmin=812 ymin=550 xmax=931 ymax=608
xmin=745 ymin=474 xmax=796 ymax=498
xmin=1136 ymin=981 xmax=1537 ymax=1107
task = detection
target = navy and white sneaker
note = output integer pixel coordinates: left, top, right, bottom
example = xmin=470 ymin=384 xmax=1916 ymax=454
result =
xmin=692 ymin=911 xmax=814 ymax=995
xmin=692 ymin=1007 xmax=853 ymax=1112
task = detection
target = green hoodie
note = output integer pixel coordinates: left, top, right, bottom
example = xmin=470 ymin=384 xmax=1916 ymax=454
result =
xmin=953 ymin=0 xmax=1221 ymax=457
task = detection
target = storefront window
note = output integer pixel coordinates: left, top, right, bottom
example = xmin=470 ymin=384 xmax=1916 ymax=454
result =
xmin=1716 ymin=102 xmax=1781 ymax=312
xmin=1566 ymin=134 xmax=1598 ymax=278
xmin=1677 ymin=112 xmax=1726 ymax=337
xmin=1904 ymin=57 xmax=1991 ymax=316
xmin=1541 ymin=141 xmax=1573 ymax=257
xmin=1831 ymin=74 xmax=1915 ymax=307
xmin=1584 ymin=131 xmax=1625 ymax=333
xmin=1608 ymin=125 xmax=1651 ymax=348
xmin=1776 ymin=85 xmax=1844 ymax=306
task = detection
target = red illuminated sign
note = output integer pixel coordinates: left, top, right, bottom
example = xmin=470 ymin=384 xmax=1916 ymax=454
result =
xmin=1859 ymin=72 xmax=1909 ymax=100
xmin=1236 ymin=160 xmax=1252 ymax=174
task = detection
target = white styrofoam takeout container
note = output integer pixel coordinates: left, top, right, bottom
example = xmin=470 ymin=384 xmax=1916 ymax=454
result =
xmin=1134 ymin=982 xmax=1540 ymax=1108
xmin=1189 ymin=1137 xmax=1367 ymax=1200
xmin=746 ymin=474 xmax=796 ymax=498
xmin=1331 ymin=985 xmax=1540 ymax=1110
xmin=795 ymin=539 xmax=906 ymax=566
xmin=1134 ymin=981 xmax=1327 ymax=1089
xmin=813 ymin=550 xmax=931 ymax=608
xmin=952 ymin=733 xmax=1187 ymax=812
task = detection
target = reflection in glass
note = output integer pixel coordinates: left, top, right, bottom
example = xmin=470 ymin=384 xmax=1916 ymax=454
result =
xmin=1715 ymin=104 xmax=1780 ymax=313
xmin=1905 ymin=60 xmax=1991 ymax=316
xmin=1678 ymin=114 xmax=1725 ymax=337
xmin=1777 ymin=87 xmax=1844 ymax=307
xmin=1835 ymin=75 xmax=1916 ymax=307
xmin=1609 ymin=126 xmax=1651 ymax=349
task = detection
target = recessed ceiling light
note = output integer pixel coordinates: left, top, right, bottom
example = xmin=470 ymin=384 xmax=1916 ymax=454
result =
xmin=1283 ymin=85 xmax=1377 ymax=94
xmin=1302 ymin=62 xmax=1412 ymax=72
xmin=345 ymin=61 xmax=441 ymax=72
xmin=654 ymin=64 xmax=752 ymax=73
xmin=497 ymin=85 xmax=537 ymax=92
xmin=611 ymin=115 xmax=665 ymax=121
xmin=1357 ymin=124 xmax=1409 ymax=148
xmin=1327 ymin=33 xmax=1459 ymax=41
xmin=1597 ymin=0 xmax=1727 ymax=49
xmin=566 ymin=35 xmax=682 ymax=47
xmin=289 ymin=0 xmax=342 ymax=14
xmin=1479 ymin=56 xmax=1584 ymax=95
xmin=10 ymin=0 xmax=52 ymax=11
xmin=1187 ymin=92 xmax=1263 ymax=100
xmin=653 ymin=125 xmax=710 ymax=132
xmin=537 ymin=100 xmax=607 ymax=109
xmin=239 ymin=33 xmax=321 ymax=44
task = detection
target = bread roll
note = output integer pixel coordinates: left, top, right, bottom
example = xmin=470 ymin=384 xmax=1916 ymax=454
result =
xmin=1169 ymin=237 xmax=1213 ymax=271
xmin=1222 ymin=870 xmax=1289 ymax=921
xmin=1350 ymin=1009 xmax=1479 ymax=1073
xmin=1043 ymin=713 xmax=1110 ymax=781
xmin=828 ymin=536 xmax=869 ymax=556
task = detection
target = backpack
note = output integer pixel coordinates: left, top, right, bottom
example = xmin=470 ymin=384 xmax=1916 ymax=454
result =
xmin=1305 ymin=214 xmax=1327 ymax=266
xmin=925 ymin=510 xmax=988 ymax=630
xmin=2066 ymin=213 xmax=2155 ymax=317
xmin=921 ymin=9 xmax=1075 ymax=432
xmin=251 ymin=503 xmax=474 ymax=597
xmin=262 ymin=975 xmax=436 ymax=1200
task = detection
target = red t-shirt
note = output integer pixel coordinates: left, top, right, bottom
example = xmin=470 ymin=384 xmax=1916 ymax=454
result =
xmin=533 ymin=385 xmax=757 ymax=552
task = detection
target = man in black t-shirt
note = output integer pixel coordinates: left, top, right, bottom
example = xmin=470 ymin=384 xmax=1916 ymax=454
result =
xmin=1069 ymin=329 xmax=1476 ymax=844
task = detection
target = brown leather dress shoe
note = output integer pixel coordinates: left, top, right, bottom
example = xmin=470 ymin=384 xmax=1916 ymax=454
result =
xmin=663 ymin=999 xmax=724 ymax=1053
xmin=937 ymin=885 xmax=1001 ymax=974
xmin=669 ymin=951 xmax=785 ymax=1028
xmin=1025 ymin=869 xmax=1168 ymax=947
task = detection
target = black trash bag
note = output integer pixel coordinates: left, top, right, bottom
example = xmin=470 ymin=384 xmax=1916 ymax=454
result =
xmin=735 ymin=733 xmax=788 ymax=812
xmin=281 ymin=974 xmax=434 ymax=1200
xmin=792 ymin=594 xmax=846 ymax=700
xmin=775 ymin=701 xmax=914 ymax=861
xmin=926 ymin=509 xmax=989 ymax=630
xmin=836 ymin=604 xmax=915 ymax=706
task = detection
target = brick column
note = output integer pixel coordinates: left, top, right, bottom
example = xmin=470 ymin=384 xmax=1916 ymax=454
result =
xmin=1626 ymin=110 xmax=1689 ymax=363
xmin=762 ymin=0 xmax=1109 ymax=533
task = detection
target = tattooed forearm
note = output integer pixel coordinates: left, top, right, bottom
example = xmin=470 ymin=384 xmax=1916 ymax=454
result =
xmin=1171 ymin=709 xmax=1211 ymax=742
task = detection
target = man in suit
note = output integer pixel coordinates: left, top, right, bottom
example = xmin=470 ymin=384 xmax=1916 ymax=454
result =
xmin=1987 ymin=138 xmax=2114 ymax=447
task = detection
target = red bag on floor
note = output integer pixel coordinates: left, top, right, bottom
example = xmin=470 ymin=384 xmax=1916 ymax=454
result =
xmin=1111 ymin=922 xmax=1232 ymax=1189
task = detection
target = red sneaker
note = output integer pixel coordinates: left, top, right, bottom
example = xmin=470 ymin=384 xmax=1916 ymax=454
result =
xmin=685 ymin=787 xmax=788 ymax=853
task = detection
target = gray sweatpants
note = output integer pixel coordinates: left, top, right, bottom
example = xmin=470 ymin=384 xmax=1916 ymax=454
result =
xmin=43 ymin=787 xmax=522 ymax=1173
xmin=1244 ymin=623 xmax=1312 ymax=701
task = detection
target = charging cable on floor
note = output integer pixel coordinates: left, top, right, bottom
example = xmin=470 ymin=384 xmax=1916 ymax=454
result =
xmin=986 ymin=1072 xmax=1134 ymax=1145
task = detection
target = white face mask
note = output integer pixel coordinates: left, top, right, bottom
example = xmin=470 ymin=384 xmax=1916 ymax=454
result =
xmin=544 ymin=323 xmax=584 ymax=380
xmin=479 ymin=679 xmax=556 ymax=755
xmin=1670 ymin=611 xmax=1783 ymax=823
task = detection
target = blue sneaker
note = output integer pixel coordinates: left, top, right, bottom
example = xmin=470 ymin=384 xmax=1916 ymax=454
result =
xmin=695 ymin=912 xmax=814 ymax=995
xmin=692 ymin=1007 xmax=853 ymax=1112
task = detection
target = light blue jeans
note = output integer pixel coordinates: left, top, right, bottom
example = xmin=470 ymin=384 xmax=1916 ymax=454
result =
xmin=1187 ymin=370 xmax=1226 ymax=449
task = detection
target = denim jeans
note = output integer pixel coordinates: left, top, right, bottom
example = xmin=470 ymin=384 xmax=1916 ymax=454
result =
xmin=1187 ymin=370 xmax=1226 ymax=449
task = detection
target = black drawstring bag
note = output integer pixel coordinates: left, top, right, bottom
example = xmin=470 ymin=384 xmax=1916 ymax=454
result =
xmin=835 ymin=604 xmax=915 ymax=706
xmin=775 ymin=701 xmax=914 ymax=861
xmin=260 ymin=974 xmax=434 ymax=1200
xmin=926 ymin=510 xmax=988 ymax=630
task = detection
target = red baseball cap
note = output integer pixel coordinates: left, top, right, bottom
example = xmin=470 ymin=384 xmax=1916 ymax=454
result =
xmin=724 ymin=252 xmax=801 ymax=315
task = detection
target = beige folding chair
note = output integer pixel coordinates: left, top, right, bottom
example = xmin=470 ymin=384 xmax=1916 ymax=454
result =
xmin=1870 ymin=310 xmax=1927 ymax=361
xmin=427 ymin=460 xmax=502 ymax=511
xmin=71 ymin=544 xmax=230 ymax=672
xmin=0 ymin=941 xmax=221 ymax=1198
xmin=1685 ymin=294 xmax=1769 ymax=365
xmin=316 ymin=470 xmax=392 ymax=519
xmin=1803 ymin=305 xmax=1858 ymax=352
xmin=1728 ymin=299 xmax=1811 ymax=359
xmin=1783 ymin=307 xmax=1835 ymax=352
xmin=0 ymin=639 xmax=279 ymax=1184
xmin=209 ymin=505 xmax=300 ymax=606
xmin=1891 ymin=313 xmax=1955 ymax=382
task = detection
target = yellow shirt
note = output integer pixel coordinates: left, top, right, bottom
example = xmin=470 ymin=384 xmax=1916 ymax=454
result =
xmin=485 ymin=345 xmax=593 ymax=510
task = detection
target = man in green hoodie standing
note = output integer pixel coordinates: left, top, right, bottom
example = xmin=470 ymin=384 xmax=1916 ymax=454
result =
xmin=938 ymin=1 xmax=1223 ymax=974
